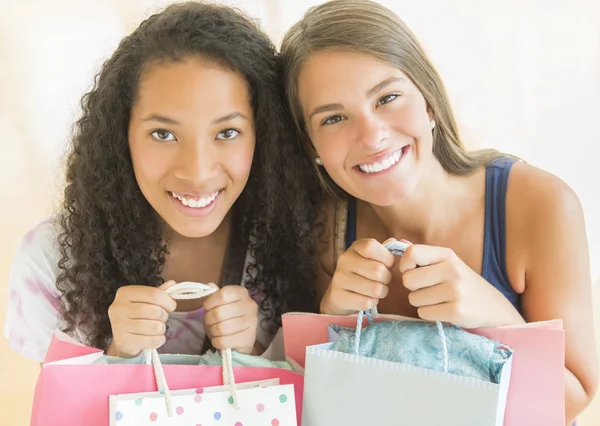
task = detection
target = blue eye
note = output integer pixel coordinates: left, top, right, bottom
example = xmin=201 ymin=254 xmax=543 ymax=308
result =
xmin=151 ymin=129 xmax=176 ymax=141
xmin=321 ymin=115 xmax=346 ymax=126
xmin=216 ymin=129 xmax=240 ymax=140
xmin=377 ymin=93 xmax=400 ymax=106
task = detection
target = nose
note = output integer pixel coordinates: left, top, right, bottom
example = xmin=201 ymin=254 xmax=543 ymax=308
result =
xmin=172 ymin=141 xmax=219 ymax=184
xmin=354 ymin=113 xmax=389 ymax=151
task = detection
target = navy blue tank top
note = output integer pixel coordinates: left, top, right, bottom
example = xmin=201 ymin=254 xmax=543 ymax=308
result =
xmin=344 ymin=156 xmax=522 ymax=313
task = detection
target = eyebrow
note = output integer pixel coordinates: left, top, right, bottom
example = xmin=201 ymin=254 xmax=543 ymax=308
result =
xmin=307 ymin=77 xmax=406 ymax=121
xmin=141 ymin=112 xmax=249 ymax=125
xmin=366 ymin=77 xmax=405 ymax=97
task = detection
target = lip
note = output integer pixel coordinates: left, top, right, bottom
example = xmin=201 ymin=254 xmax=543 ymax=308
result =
xmin=353 ymin=147 xmax=405 ymax=168
xmin=170 ymin=190 xmax=221 ymax=198
xmin=353 ymin=145 xmax=410 ymax=177
xmin=168 ymin=190 xmax=223 ymax=217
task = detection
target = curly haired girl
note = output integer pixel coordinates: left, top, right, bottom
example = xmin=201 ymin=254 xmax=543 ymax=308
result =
xmin=4 ymin=2 xmax=319 ymax=361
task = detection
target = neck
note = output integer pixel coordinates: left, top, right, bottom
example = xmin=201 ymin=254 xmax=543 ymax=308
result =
xmin=165 ymin=210 xmax=232 ymax=253
xmin=364 ymin=160 xmax=479 ymax=243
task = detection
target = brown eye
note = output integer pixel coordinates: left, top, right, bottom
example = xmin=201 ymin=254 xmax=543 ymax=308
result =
xmin=151 ymin=129 xmax=176 ymax=141
xmin=321 ymin=115 xmax=345 ymax=126
xmin=377 ymin=93 xmax=400 ymax=106
xmin=216 ymin=128 xmax=240 ymax=140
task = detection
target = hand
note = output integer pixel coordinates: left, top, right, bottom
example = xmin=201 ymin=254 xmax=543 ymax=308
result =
xmin=203 ymin=285 xmax=259 ymax=354
xmin=107 ymin=281 xmax=177 ymax=357
xmin=400 ymin=244 xmax=524 ymax=328
xmin=320 ymin=238 xmax=396 ymax=315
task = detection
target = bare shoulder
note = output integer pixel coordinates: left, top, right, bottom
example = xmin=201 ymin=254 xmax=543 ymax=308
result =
xmin=506 ymin=161 xmax=587 ymax=288
xmin=507 ymin=161 xmax=584 ymax=233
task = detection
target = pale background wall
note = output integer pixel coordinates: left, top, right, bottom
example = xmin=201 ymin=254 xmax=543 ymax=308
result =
xmin=0 ymin=0 xmax=598 ymax=424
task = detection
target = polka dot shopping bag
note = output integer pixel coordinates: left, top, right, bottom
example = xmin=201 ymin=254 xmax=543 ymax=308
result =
xmin=30 ymin=283 xmax=303 ymax=426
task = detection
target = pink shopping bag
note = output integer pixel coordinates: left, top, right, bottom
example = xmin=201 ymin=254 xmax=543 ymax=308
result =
xmin=31 ymin=331 xmax=304 ymax=426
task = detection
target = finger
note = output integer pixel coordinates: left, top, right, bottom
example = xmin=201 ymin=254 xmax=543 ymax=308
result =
xmin=127 ymin=303 xmax=170 ymax=322
xmin=207 ymin=315 xmax=254 ymax=338
xmin=402 ymin=262 xmax=449 ymax=291
xmin=416 ymin=302 xmax=460 ymax=325
xmin=157 ymin=280 xmax=177 ymax=291
xmin=122 ymin=319 xmax=167 ymax=337
xmin=203 ymin=286 xmax=246 ymax=311
xmin=399 ymin=245 xmax=455 ymax=274
xmin=408 ymin=281 xmax=456 ymax=308
xmin=329 ymin=289 xmax=379 ymax=313
xmin=352 ymin=238 xmax=396 ymax=269
xmin=346 ymin=255 xmax=393 ymax=285
xmin=336 ymin=273 xmax=390 ymax=299
xmin=204 ymin=301 xmax=247 ymax=326
xmin=210 ymin=329 xmax=254 ymax=351
xmin=118 ymin=285 xmax=177 ymax=312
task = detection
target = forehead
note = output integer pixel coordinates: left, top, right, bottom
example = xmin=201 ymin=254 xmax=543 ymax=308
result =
xmin=297 ymin=50 xmax=410 ymax=112
xmin=134 ymin=58 xmax=251 ymax=113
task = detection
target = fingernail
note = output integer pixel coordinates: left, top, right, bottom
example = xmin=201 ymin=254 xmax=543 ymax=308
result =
xmin=400 ymin=239 xmax=413 ymax=245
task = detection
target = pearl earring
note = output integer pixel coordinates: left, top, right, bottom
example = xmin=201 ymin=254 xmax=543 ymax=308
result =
xmin=315 ymin=157 xmax=323 ymax=166
xmin=430 ymin=120 xmax=436 ymax=130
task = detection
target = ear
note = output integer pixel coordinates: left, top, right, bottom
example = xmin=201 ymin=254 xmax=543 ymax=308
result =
xmin=426 ymin=105 xmax=435 ymax=122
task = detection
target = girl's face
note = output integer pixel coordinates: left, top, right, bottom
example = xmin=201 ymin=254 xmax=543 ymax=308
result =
xmin=297 ymin=50 xmax=435 ymax=206
xmin=128 ymin=58 xmax=255 ymax=238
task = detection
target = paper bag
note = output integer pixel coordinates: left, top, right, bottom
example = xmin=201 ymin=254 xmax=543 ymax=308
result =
xmin=302 ymin=315 xmax=512 ymax=426
xmin=30 ymin=331 xmax=304 ymax=426
xmin=109 ymin=379 xmax=296 ymax=425
xmin=283 ymin=312 xmax=565 ymax=425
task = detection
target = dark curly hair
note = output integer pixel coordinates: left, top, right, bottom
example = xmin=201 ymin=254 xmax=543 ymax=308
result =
xmin=56 ymin=2 xmax=321 ymax=350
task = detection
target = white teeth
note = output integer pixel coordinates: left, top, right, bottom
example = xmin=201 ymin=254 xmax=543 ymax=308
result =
xmin=170 ymin=191 xmax=219 ymax=209
xmin=358 ymin=149 xmax=403 ymax=174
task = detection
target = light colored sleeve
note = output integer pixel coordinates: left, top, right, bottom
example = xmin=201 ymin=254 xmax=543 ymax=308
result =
xmin=3 ymin=219 xmax=62 ymax=362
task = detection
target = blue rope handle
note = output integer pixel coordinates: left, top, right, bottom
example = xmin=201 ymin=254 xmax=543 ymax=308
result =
xmin=353 ymin=240 xmax=449 ymax=373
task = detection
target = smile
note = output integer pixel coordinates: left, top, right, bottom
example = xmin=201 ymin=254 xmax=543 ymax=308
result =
xmin=357 ymin=147 xmax=407 ymax=174
xmin=169 ymin=190 xmax=220 ymax=209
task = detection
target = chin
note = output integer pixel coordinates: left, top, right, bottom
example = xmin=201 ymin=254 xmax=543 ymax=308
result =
xmin=355 ymin=182 xmax=417 ymax=207
xmin=164 ymin=218 xmax=223 ymax=239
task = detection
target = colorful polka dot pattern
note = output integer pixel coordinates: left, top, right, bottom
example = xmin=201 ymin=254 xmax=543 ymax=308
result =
xmin=112 ymin=382 xmax=295 ymax=425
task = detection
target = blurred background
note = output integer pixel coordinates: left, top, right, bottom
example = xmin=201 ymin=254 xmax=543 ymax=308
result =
xmin=1 ymin=0 xmax=599 ymax=424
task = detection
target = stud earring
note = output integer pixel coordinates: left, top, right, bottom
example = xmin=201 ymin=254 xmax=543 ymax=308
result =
xmin=315 ymin=157 xmax=323 ymax=166
xmin=430 ymin=120 xmax=436 ymax=130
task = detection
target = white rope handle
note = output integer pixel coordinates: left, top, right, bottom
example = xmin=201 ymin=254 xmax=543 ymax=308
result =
xmin=143 ymin=282 xmax=238 ymax=416
xmin=373 ymin=241 xmax=449 ymax=373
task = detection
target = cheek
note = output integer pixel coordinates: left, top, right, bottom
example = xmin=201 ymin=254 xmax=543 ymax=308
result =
xmin=312 ymin=132 xmax=347 ymax=167
xmin=385 ymin=104 xmax=428 ymax=137
xmin=130 ymin=142 xmax=172 ymax=190
xmin=227 ymin=140 xmax=255 ymax=181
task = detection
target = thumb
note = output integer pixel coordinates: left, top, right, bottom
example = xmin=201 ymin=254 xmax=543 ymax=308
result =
xmin=158 ymin=280 xmax=178 ymax=291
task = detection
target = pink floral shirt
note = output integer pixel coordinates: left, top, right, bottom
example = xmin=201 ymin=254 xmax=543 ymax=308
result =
xmin=3 ymin=219 xmax=275 ymax=362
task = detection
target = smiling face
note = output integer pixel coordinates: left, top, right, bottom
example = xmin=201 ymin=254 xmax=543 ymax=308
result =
xmin=298 ymin=50 xmax=435 ymax=206
xmin=128 ymin=57 xmax=255 ymax=238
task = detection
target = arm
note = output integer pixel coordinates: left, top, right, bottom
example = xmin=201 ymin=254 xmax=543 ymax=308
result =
xmin=3 ymin=221 xmax=62 ymax=364
xmin=510 ymin=164 xmax=598 ymax=424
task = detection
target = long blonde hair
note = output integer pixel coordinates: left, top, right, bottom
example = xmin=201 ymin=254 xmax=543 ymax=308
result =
xmin=280 ymin=0 xmax=506 ymax=199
